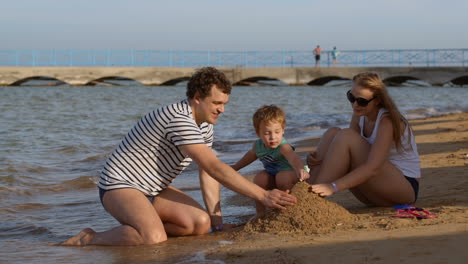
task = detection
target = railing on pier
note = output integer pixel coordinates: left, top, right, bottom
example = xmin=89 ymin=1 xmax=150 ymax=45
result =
xmin=0 ymin=49 xmax=466 ymax=67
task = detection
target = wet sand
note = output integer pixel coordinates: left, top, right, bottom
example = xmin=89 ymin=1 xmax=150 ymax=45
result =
xmin=205 ymin=112 xmax=468 ymax=264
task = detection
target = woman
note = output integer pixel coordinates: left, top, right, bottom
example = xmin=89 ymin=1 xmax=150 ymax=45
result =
xmin=307 ymin=72 xmax=420 ymax=206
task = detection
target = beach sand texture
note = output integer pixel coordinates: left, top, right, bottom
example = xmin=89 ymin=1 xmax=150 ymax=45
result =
xmin=204 ymin=112 xmax=468 ymax=264
xmin=243 ymin=182 xmax=357 ymax=235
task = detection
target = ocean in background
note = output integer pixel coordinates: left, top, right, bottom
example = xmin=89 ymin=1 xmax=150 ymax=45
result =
xmin=1 ymin=85 xmax=467 ymax=263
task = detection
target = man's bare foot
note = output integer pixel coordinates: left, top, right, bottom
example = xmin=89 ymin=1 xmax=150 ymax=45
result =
xmin=60 ymin=228 xmax=96 ymax=246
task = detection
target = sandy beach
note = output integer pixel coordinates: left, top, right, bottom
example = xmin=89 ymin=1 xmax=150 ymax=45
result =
xmin=204 ymin=112 xmax=468 ymax=264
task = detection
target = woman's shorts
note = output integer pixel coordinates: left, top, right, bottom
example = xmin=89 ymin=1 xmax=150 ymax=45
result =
xmin=404 ymin=176 xmax=419 ymax=202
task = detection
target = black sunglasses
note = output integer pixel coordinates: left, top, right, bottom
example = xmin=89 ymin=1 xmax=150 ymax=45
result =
xmin=346 ymin=90 xmax=376 ymax=107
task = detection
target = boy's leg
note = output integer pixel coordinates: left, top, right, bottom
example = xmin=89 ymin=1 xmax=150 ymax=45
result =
xmin=275 ymin=170 xmax=298 ymax=191
xmin=253 ymin=170 xmax=275 ymax=216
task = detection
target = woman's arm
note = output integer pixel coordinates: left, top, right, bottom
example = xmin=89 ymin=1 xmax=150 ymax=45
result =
xmin=231 ymin=143 xmax=257 ymax=171
xmin=349 ymin=113 xmax=360 ymax=133
xmin=280 ymin=144 xmax=309 ymax=181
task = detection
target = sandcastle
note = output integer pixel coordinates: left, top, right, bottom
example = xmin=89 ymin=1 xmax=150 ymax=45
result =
xmin=243 ymin=182 xmax=357 ymax=234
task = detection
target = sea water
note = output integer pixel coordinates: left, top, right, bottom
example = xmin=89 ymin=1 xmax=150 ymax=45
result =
xmin=1 ymin=85 xmax=467 ymax=263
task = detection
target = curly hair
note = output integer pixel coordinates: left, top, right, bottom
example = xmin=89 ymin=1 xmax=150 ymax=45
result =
xmin=252 ymin=105 xmax=286 ymax=134
xmin=186 ymin=67 xmax=232 ymax=99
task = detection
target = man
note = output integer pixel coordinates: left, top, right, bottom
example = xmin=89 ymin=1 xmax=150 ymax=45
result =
xmin=61 ymin=67 xmax=297 ymax=246
xmin=313 ymin=45 xmax=322 ymax=67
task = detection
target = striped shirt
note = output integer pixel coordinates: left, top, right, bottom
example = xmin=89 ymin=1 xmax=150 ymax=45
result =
xmin=98 ymin=99 xmax=213 ymax=195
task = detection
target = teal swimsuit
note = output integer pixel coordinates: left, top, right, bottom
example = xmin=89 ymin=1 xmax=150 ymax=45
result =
xmin=255 ymin=138 xmax=294 ymax=176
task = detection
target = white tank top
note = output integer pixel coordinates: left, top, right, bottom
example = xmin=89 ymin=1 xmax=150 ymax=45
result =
xmin=359 ymin=108 xmax=421 ymax=178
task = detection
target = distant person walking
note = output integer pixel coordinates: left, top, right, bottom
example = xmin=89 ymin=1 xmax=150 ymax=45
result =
xmin=313 ymin=45 xmax=322 ymax=67
xmin=331 ymin=47 xmax=340 ymax=67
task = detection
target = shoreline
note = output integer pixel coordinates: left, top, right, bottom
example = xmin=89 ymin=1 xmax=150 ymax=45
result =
xmin=204 ymin=112 xmax=468 ymax=263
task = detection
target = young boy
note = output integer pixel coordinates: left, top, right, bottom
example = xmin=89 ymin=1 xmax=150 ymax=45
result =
xmin=232 ymin=105 xmax=309 ymax=216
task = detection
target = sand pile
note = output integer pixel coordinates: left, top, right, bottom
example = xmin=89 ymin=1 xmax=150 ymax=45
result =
xmin=243 ymin=182 xmax=357 ymax=235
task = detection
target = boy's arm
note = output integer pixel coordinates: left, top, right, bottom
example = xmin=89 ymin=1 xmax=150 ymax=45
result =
xmin=231 ymin=143 xmax=257 ymax=171
xmin=280 ymin=144 xmax=309 ymax=182
xmin=180 ymin=143 xmax=297 ymax=210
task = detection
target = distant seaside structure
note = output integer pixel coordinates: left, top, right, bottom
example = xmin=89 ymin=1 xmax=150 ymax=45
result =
xmin=0 ymin=49 xmax=467 ymax=87
xmin=0 ymin=48 xmax=467 ymax=68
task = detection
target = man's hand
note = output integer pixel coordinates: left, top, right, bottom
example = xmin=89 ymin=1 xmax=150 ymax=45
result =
xmin=261 ymin=189 xmax=297 ymax=210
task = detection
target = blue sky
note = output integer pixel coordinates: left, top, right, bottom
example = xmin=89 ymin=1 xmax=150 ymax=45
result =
xmin=1 ymin=0 xmax=467 ymax=51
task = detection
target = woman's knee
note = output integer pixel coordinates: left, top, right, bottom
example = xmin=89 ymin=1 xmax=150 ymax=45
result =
xmin=334 ymin=128 xmax=362 ymax=144
xmin=324 ymin=127 xmax=341 ymax=138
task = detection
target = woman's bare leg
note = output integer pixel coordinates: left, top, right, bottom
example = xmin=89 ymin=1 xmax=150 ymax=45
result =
xmin=307 ymin=127 xmax=341 ymax=183
xmin=315 ymin=128 xmax=415 ymax=206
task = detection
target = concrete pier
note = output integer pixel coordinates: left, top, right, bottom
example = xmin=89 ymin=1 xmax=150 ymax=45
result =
xmin=0 ymin=66 xmax=467 ymax=86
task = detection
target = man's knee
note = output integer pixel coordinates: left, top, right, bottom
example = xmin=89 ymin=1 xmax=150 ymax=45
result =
xmin=139 ymin=227 xmax=168 ymax=245
xmin=192 ymin=212 xmax=211 ymax=235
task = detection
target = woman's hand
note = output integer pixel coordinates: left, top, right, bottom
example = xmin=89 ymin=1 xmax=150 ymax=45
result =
xmin=309 ymin=183 xmax=335 ymax=197
xmin=306 ymin=151 xmax=322 ymax=167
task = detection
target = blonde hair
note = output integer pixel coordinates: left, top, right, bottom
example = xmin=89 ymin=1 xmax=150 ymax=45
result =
xmin=353 ymin=72 xmax=410 ymax=151
xmin=252 ymin=105 xmax=286 ymax=134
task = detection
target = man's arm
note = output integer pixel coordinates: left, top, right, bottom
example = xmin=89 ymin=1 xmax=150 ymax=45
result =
xmin=199 ymin=167 xmax=223 ymax=229
xmin=180 ymin=143 xmax=297 ymax=210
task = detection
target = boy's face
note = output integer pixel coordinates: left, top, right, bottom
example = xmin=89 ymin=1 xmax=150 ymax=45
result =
xmin=257 ymin=120 xmax=284 ymax=149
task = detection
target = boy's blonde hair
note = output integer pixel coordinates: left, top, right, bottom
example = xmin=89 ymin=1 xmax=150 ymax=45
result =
xmin=252 ymin=105 xmax=286 ymax=134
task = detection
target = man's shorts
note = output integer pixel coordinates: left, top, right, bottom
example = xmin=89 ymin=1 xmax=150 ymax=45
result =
xmin=98 ymin=187 xmax=155 ymax=209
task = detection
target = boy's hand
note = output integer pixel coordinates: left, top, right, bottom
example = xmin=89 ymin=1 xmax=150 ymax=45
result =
xmin=297 ymin=169 xmax=310 ymax=182
xmin=306 ymin=151 xmax=322 ymax=167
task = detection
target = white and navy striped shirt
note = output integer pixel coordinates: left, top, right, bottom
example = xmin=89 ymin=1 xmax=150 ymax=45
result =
xmin=98 ymin=99 xmax=213 ymax=195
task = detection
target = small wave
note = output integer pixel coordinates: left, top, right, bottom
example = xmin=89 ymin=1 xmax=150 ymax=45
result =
xmin=79 ymin=154 xmax=104 ymax=162
xmin=14 ymin=203 xmax=51 ymax=210
xmin=51 ymin=145 xmax=86 ymax=154
xmin=0 ymin=223 xmax=50 ymax=238
xmin=406 ymin=107 xmax=468 ymax=120
xmin=0 ymin=176 xmax=98 ymax=198
xmin=47 ymin=176 xmax=98 ymax=192
xmin=0 ymin=164 xmax=58 ymax=175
